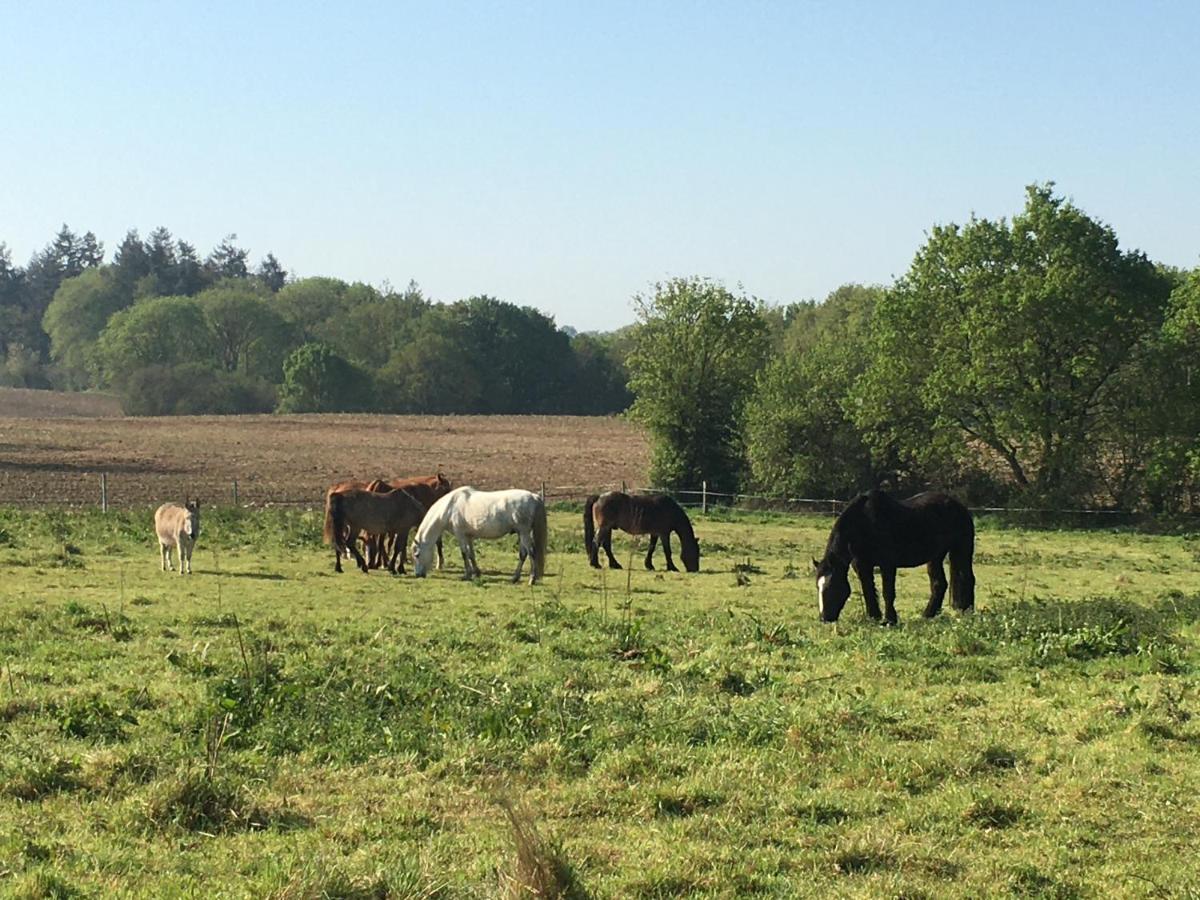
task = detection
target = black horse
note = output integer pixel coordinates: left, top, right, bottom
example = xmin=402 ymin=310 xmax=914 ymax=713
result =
xmin=812 ymin=490 xmax=975 ymax=624
xmin=584 ymin=491 xmax=700 ymax=572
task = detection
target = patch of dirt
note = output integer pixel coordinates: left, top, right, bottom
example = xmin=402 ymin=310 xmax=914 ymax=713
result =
xmin=0 ymin=413 xmax=649 ymax=507
xmin=0 ymin=387 xmax=122 ymax=418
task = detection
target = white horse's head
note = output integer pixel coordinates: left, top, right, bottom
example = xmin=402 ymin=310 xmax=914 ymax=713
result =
xmin=412 ymin=537 xmax=436 ymax=577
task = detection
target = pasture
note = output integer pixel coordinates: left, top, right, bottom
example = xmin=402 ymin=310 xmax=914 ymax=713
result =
xmin=1 ymin=504 xmax=1199 ymax=897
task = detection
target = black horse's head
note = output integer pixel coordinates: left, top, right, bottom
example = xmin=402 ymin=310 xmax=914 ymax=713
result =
xmin=681 ymin=538 xmax=700 ymax=573
xmin=812 ymin=557 xmax=851 ymax=622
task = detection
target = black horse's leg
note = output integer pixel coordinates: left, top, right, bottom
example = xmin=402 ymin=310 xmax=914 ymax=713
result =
xmin=662 ymin=532 xmax=678 ymax=572
xmin=950 ymin=542 xmax=976 ymax=612
xmin=924 ymin=555 xmax=948 ymax=617
xmin=880 ymin=566 xmax=899 ymax=626
xmin=853 ymin=559 xmax=882 ymax=621
xmin=600 ymin=526 xmax=622 ymax=569
xmin=644 ymin=534 xmax=658 ymax=570
xmin=334 ymin=542 xmax=343 ymax=574
xmin=349 ymin=538 xmax=369 ymax=573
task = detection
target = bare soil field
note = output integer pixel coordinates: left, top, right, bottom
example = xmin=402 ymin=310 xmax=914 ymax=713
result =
xmin=0 ymin=386 xmax=122 ymax=418
xmin=0 ymin=412 xmax=648 ymax=507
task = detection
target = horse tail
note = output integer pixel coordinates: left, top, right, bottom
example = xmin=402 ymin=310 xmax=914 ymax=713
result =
xmin=533 ymin=498 xmax=548 ymax=583
xmin=583 ymin=495 xmax=598 ymax=560
xmin=322 ymin=490 xmax=337 ymax=545
xmin=949 ymin=507 xmax=976 ymax=612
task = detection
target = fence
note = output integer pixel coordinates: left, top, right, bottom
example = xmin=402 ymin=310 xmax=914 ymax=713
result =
xmin=0 ymin=470 xmax=1180 ymax=524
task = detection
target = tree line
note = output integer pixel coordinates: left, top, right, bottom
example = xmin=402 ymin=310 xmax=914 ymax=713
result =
xmin=0 ymin=227 xmax=632 ymax=415
xmin=4 ymin=184 xmax=1197 ymax=511
xmin=628 ymin=185 xmax=1200 ymax=513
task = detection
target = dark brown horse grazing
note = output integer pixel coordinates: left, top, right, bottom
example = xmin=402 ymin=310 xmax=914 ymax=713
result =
xmin=812 ymin=489 xmax=975 ymax=625
xmin=322 ymin=487 xmax=427 ymax=574
xmin=323 ymin=473 xmax=452 ymax=570
xmin=584 ymin=491 xmax=700 ymax=572
xmin=381 ymin=472 xmax=452 ymax=568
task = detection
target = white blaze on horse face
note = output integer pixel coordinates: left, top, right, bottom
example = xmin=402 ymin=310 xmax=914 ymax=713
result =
xmin=817 ymin=575 xmax=827 ymax=618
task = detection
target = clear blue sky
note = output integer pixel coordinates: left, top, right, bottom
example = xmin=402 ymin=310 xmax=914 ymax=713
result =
xmin=2 ymin=1 xmax=1197 ymax=331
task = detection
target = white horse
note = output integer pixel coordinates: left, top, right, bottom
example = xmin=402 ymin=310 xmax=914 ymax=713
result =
xmin=412 ymin=486 xmax=547 ymax=584
xmin=155 ymin=499 xmax=201 ymax=575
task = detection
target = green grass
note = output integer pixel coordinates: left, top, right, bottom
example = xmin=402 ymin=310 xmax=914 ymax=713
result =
xmin=1 ymin=505 xmax=1199 ymax=897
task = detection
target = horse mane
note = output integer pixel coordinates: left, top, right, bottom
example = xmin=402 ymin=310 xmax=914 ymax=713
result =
xmin=824 ymin=493 xmax=870 ymax=565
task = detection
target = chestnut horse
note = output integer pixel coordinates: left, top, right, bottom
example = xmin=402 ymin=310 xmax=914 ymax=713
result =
xmin=583 ymin=491 xmax=700 ymax=572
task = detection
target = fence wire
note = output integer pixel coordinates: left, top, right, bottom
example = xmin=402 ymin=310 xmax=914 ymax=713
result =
xmin=0 ymin=470 xmax=1181 ymax=522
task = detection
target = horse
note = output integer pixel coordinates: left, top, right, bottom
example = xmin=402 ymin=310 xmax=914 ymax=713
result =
xmin=322 ymin=486 xmax=427 ymax=574
xmin=155 ymin=499 xmax=201 ymax=575
xmin=367 ymin=473 xmax=452 ymax=569
xmin=583 ymin=491 xmax=700 ymax=572
xmin=322 ymin=472 xmax=451 ymax=568
xmin=812 ymin=489 xmax=975 ymax=625
xmin=411 ymin=486 xmax=547 ymax=584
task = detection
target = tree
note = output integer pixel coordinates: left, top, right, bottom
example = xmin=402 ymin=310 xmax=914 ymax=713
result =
xmin=854 ymin=184 xmax=1174 ymax=504
xmin=627 ymin=277 xmax=769 ymax=491
xmin=205 ymin=234 xmax=250 ymax=281
xmin=441 ymin=296 xmax=577 ymax=414
xmin=196 ymin=282 xmax=296 ymax=380
xmin=275 ymin=277 xmax=370 ymax=341
xmin=92 ymin=296 xmax=216 ymax=387
xmin=18 ymin=225 xmax=105 ymax=359
xmin=569 ymin=332 xmax=633 ymax=414
xmin=256 ymin=253 xmax=288 ymax=292
xmin=42 ymin=268 xmax=135 ymax=387
xmin=743 ymin=286 xmax=881 ymax=499
xmin=276 ymin=342 xmax=373 ymax=413
xmin=118 ymin=363 xmax=276 ymax=415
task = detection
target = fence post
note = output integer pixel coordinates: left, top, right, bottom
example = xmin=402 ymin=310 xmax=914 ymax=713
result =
xmin=702 ymin=480 xmax=708 ymax=514
xmin=540 ymin=481 xmax=546 ymax=502
xmin=100 ymin=473 xmax=108 ymax=513
xmin=232 ymin=480 xmax=239 ymax=506
xmin=621 ymin=480 xmax=627 ymax=494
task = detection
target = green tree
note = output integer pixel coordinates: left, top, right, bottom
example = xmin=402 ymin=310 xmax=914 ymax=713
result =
xmin=196 ymin=282 xmax=296 ymax=380
xmin=627 ymin=277 xmax=769 ymax=492
xmin=276 ymin=342 xmax=373 ymax=413
xmin=854 ymin=184 xmax=1173 ymax=504
xmin=42 ymin=268 xmax=135 ymax=387
xmin=92 ymin=296 xmax=216 ymax=387
xmin=744 ymin=286 xmax=882 ymax=499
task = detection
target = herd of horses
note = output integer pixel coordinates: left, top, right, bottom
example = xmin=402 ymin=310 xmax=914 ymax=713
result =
xmin=160 ymin=472 xmax=978 ymax=624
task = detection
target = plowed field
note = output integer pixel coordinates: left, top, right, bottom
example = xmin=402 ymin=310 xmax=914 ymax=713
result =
xmin=0 ymin=406 xmax=648 ymax=507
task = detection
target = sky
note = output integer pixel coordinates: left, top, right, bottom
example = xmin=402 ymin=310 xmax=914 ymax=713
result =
xmin=2 ymin=1 xmax=1197 ymax=332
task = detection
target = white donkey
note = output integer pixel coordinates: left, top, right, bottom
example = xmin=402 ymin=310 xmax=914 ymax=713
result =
xmin=411 ymin=486 xmax=547 ymax=584
xmin=155 ymin=499 xmax=201 ymax=575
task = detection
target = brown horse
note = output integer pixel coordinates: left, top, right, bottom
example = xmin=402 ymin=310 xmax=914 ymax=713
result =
xmin=322 ymin=473 xmax=452 ymax=569
xmin=322 ymin=487 xmax=427 ymax=573
xmin=367 ymin=473 xmax=452 ymax=569
xmin=583 ymin=491 xmax=700 ymax=572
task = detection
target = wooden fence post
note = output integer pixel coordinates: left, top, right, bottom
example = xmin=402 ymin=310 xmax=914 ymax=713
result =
xmin=702 ymin=480 xmax=708 ymax=514
xmin=540 ymin=481 xmax=546 ymax=502
xmin=233 ymin=480 xmax=239 ymax=506
xmin=100 ymin=473 xmax=108 ymax=513
xmin=621 ymin=480 xmax=627 ymax=494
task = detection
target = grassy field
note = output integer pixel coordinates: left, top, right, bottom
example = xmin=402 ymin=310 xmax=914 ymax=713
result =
xmin=1 ymin=505 xmax=1198 ymax=898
